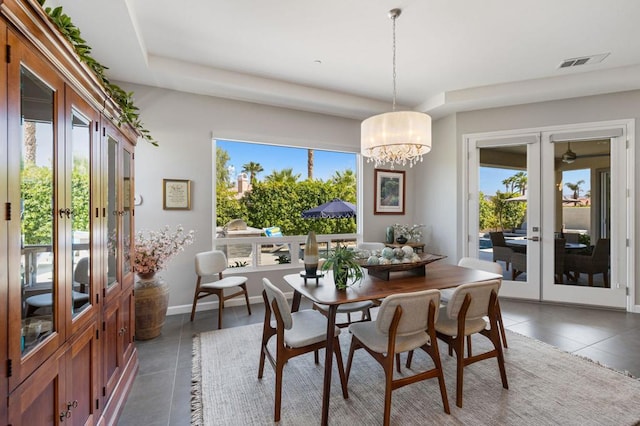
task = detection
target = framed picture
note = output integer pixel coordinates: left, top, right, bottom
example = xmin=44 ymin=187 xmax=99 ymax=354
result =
xmin=374 ymin=169 xmax=405 ymax=215
xmin=163 ymin=179 xmax=191 ymax=210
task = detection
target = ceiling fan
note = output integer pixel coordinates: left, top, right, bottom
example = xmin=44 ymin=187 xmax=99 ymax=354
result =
xmin=561 ymin=142 xmax=577 ymax=163
xmin=561 ymin=141 xmax=610 ymax=164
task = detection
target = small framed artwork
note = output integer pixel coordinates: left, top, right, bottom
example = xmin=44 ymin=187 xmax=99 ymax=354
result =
xmin=163 ymin=179 xmax=191 ymax=210
xmin=374 ymin=169 xmax=405 ymax=215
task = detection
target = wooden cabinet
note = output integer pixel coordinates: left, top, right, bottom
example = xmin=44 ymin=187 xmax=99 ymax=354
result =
xmin=7 ymin=323 xmax=99 ymax=425
xmin=1 ymin=1 xmax=139 ymax=424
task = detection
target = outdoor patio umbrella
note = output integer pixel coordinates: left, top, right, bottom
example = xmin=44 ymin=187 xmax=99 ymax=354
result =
xmin=505 ymin=194 xmax=527 ymax=202
xmin=301 ymin=198 xmax=356 ymax=219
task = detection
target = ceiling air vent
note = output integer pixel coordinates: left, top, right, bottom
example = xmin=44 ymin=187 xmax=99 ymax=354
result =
xmin=559 ymin=53 xmax=609 ymax=69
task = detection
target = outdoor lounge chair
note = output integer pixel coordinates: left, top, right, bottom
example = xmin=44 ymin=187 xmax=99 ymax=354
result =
xmin=265 ymin=226 xmax=289 ymax=253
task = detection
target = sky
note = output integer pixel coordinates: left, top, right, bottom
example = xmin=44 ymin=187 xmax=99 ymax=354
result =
xmin=217 ymin=140 xmax=357 ymax=181
xmin=480 ymin=167 xmax=591 ymax=198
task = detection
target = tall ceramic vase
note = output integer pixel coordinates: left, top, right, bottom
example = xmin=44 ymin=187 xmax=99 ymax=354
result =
xmin=304 ymin=231 xmax=319 ymax=276
xmin=135 ymin=272 xmax=169 ymax=340
xmin=386 ymin=226 xmax=395 ymax=244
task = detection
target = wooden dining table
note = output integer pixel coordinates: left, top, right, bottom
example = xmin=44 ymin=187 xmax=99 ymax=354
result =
xmin=283 ymin=261 xmax=502 ymax=426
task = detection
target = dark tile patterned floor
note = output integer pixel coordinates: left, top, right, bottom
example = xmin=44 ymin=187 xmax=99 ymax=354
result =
xmin=117 ymin=299 xmax=640 ymax=425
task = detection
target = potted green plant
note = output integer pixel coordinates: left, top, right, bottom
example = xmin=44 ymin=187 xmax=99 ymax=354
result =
xmin=321 ymin=243 xmax=364 ymax=290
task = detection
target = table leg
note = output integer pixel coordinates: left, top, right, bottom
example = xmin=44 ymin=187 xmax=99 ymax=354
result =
xmin=321 ymin=304 xmax=338 ymax=426
xmin=291 ymin=290 xmax=302 ymax=312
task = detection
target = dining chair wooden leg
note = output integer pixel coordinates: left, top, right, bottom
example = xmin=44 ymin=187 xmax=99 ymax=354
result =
xmin=382 ymin=349 xmax=395 ymax=426
xmin=274 ymin=358 xmax=284 ymax=422
xmin=405 ymin=350 xmax=413 ymax=368
xmin=496 ymin=301 xmax=508 ymax=348
xmin=454 ymin=336 xmax=465 ymax=408
xmin=314 ymin=350 xmax=319 ymax=364
xmin=488 ymin=312 xmax=509 ymax=391
xmin=216 ymin=290 xmax=224 ymax=329
xmin=345 ymin=335 xmax=362 ymax=386
xmin=466 ymin=335 xmax=472 ymax=356
xmin=420 ymin=334 xmax=450 ymax=414
xmin=395 ymin=353 xmax=402 ymax=373
xmin=241 ymin=283 xmax=252 ymax=315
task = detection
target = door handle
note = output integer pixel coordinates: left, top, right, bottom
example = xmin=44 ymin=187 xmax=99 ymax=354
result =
xmin=527 ymin=236 xmax=540 ymax=242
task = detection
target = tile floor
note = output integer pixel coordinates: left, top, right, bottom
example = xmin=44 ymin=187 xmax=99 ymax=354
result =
xmin=117 ymin=298 xmax=640 ymax=426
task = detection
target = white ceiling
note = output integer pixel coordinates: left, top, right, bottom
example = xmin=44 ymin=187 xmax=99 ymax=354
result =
xmin=50 ymin=0 xmax=640 ymax=120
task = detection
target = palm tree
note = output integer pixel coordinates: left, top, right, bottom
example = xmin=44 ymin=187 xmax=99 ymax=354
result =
xmin=241 ymin=161 xmax=264 ymax=184
xmin=513 ymin=171 xmax=527 ymax=195
xmin=565 ymin=180 xmax=585 ymax=200
xmin=264 ymin=168 xmax=301 ymax=184
xmin=307 ymin=149 xmax=314 ymax=180
xmin=502 ymin=175 xmax=515 ymax=193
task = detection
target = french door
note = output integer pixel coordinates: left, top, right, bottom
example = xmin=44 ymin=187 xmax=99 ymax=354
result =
xmin=465 ymin=121 xmax=632 ymax=309
xmin=466 ymin=134 xmax=541 ymax=300
xmin=539 ymin=127 xmax=628 ymax=308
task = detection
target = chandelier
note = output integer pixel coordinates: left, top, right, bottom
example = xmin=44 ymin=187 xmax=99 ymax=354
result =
xmin=361 ymin=8 xmax=432 ymax=168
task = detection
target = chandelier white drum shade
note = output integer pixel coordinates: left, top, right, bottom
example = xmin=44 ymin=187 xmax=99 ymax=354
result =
xmin=361 ymin=110 xmax=431 ymax=168
xmin=361 ymin=8 xmax=432 ymax=168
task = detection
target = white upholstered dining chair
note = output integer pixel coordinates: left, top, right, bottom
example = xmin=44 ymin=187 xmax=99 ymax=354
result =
xmin=345 ymin=289 xmax=450 ymax=425
xmin=431 ymin=279 xmax=508 ymax=408
xmin=190 ymin=250 xmax=251 ymax=329
xmin=258 ymin=278 xmax=348 ymax=422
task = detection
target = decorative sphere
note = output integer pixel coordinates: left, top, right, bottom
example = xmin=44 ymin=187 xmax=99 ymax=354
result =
xmin=411 ymin=253 xmax=421 ymax=262
xmin=402 ymin=246 xmax=414 ymax=258
xmin=366 ymin=256 xmax=379 ymax=265
xmin=402 ymin=257 xmax=412 ymax=263
xmin=379 ymin=257 xmax=391 ymax=265
xmin=393 ymin=248 xmax=404 ymax=259
xmin=391 ymin=258 xmax=401 ymax=264
xmin=382 ymin=247 xmax=395 ymax=259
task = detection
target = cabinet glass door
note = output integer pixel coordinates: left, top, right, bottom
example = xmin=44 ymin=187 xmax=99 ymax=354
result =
xmin=106 ymin=135 xmax=119 ymax=291
xmin=70 ymin=109 xmax=91 ymax=317
xmin=20 ymin=65 xmax=56 ymax=354
xmin=122 ymin=149 xmax=132 ymax=277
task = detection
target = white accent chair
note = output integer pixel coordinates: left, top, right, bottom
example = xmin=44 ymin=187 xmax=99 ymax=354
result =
xmin=190 ymin=250 xmax=251 ymax=329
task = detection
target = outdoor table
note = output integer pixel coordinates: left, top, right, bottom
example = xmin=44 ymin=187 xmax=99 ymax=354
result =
xmin=506 ymin=239 xmax=586 ymax=250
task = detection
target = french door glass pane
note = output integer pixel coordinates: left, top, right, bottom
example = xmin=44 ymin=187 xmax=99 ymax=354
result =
xmin=554 ymin=139 xmax=610 ymax=287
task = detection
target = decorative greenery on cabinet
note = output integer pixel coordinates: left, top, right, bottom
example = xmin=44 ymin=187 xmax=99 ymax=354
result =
xmin=37 ymin=0 xmax=158 ymax=146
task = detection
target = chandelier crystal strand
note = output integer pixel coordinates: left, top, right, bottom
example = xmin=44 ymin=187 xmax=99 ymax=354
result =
xmin=361 ymin=8 xmax=432 ymax=169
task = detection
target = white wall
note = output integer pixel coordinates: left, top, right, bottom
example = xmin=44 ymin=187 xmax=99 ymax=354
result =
xmin=414 ymin=114 xmax=459 ymax=263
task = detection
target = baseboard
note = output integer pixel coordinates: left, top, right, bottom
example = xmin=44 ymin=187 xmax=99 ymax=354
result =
xmin=166 ymin=290 xmax=296 ymax=316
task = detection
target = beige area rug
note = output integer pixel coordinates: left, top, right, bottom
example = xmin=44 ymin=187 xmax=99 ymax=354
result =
xmin=191 ymin=323 xmax=640 ymax=425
